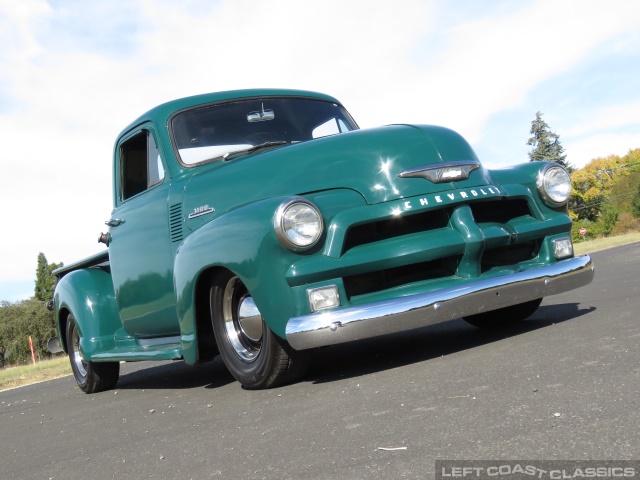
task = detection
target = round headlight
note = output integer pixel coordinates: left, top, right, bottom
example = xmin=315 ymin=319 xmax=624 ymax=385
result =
xmin=537 ymin=164 xmax=571 ymax=207
xmin=274 ymin=199 xmax=324 ymax=251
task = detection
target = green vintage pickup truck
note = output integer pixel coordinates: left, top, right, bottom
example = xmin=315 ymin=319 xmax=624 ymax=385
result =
xmin=50 ymin=89 xmax=594 ymax=392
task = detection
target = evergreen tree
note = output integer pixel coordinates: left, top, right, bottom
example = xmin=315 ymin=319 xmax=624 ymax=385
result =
xmin=527 ymin=111 xmax=572 ymax=171
xmin=34 ymin=253 xmax=62 ymax=301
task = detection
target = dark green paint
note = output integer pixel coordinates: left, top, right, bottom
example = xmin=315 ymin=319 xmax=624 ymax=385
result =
xmin=54 ymin=268 xmax=121 ymax=360
xmin=52 ymin=89 xmax=576 ymax=367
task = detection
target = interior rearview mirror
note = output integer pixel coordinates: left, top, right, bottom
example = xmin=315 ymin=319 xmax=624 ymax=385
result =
xmin=247 ymin=104 xmax=275 ymax=122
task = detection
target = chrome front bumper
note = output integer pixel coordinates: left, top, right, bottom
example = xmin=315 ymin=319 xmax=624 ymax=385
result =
xmin=285 ymin=255 xmax=594 ymax=350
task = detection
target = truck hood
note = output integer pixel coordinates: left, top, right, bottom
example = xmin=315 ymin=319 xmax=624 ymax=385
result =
xmin=183 ymin=124 xmax=493 ymax=217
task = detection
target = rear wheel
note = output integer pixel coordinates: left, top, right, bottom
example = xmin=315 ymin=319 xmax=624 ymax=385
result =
xmin=66 ymin=315 xmax=119 ymax=393
xmin=462 ymin=298 xmax=543 ymax=329
xmin=210 ymin=270 xmax=309 ymax=389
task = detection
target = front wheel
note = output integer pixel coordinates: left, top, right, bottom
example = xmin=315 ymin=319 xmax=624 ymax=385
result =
xmin=210 ymin=271 xmax=309 ymax=389
xmin=66 ymin=315 xmax=119 ymax=393
xmin=462 ymin=298 xmax=543 ymax=329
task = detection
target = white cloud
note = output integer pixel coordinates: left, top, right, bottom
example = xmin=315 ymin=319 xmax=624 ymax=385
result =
xmin=0 ymin=0 xmax=51 ymax=60
xmin=387 ymin=0 xmax=640 ymax=142
xmin=561 ymin=101 xmax=640 ymax=167
xmin=566 ymin=132 xmax=640 ymax=169
xmin=1 ymin=0 xmax=640 ymax=298
xmin=564 ymin=102 xmax=640 ymax=138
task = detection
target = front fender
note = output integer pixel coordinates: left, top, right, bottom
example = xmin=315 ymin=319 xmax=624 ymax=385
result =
xmin=53 ymin=268 xmax=121 ymax=361
xmin=488 ymin=162 xmax=570 ymax=218
xmin=174 ymin=196 xmax=303 ymax=364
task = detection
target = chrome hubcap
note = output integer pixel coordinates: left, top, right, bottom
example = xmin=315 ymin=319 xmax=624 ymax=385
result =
xmin=71 ymin=326 xmax=87 ymax=378
xmin=238 ymin=296 xmax=263 ymax=343
xmin=222 ymin=276 xmax=263 ymax=362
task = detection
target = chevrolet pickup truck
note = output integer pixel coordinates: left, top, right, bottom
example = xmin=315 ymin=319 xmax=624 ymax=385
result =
xmin=50 ymin=89 xmax=594 ymax=393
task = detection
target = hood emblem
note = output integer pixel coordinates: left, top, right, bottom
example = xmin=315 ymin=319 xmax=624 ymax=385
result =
xmin=397 ymin=160 xmax=480 ymax=183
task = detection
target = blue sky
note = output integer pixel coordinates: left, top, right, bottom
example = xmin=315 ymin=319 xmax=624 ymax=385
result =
xmin=1 ymin=0 xmax=640 ymax=301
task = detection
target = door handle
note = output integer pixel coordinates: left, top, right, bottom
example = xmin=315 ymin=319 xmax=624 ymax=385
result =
xmin=105 ymin=218 xmax=125 ymax=227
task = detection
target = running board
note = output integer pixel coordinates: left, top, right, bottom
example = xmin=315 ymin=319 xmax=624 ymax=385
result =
xmin=90 ymin=339 xmax=183 ymax=362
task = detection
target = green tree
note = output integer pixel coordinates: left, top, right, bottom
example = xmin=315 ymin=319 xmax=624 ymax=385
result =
xmin=598 ymin=203 xmax=619 ymax=236
xmin=0 ymin=299 xmax=57 ymax=365
xmin=1 ymin=253 xmax=62 ymax=366
xmin=527 ymin=111 xmax=572 ymax=171
xmin=570 ymin=155 xmax=625 ymax=221
xmin=569 ymin=149 xmax=640 ymax=222
xmin=34 ymin=252 xmax=62 ymax=302
xmin=633 ymin=182 xmax=640 ymax=217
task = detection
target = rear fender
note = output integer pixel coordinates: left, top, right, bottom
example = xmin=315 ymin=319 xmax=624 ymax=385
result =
xmin=53 ymin=268 xmax=121 ymax=361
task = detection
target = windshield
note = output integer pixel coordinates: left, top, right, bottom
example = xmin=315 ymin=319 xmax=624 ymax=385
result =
xmin=171 ymin=97 xmax=358 ymax=165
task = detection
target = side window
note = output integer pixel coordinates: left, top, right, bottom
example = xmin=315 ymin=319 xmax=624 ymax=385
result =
xmin=121 ymin=131 xmax=165 ymax=200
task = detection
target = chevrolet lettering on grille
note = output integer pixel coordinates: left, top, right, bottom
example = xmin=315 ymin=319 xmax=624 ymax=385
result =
xmin=400 ymin=185 xmax=502 ymax=212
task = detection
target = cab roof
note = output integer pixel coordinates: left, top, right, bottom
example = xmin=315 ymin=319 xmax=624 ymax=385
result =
xmin=118 ymin=89 xmax=342 ymax=139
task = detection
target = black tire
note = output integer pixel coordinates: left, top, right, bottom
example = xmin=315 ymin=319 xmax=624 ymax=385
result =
xmin=210 ymin=270 xmax=309 ymax=389
xmin=66 ymin=315 xmax=119 ymax=393
xmin=462 ymin=298 xmax=543 ymax=329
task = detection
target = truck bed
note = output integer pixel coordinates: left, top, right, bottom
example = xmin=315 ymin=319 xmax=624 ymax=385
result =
xmin=52 ymin=250 xmax=110 ymax=279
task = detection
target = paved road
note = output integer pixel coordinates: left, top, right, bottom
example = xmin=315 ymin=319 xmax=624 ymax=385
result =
xmin=2 ymin=245 xmax=639 ymax=480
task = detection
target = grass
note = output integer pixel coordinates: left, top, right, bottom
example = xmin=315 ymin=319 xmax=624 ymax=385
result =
xmin=573 ymin=231 xmax=640 ymax=255
xmin=0 ymin=356 xmax=71 ymax=392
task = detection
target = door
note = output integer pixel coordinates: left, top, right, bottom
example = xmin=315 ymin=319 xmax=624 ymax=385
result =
xmin=108 ymin=126 xmax=179 ymax=337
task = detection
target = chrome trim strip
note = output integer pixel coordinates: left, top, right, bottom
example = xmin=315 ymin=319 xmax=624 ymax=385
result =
xmin=136 ymin=335 xmax=182 ymax=347
xmin=286 ymin=255 xmax=594 ymax=350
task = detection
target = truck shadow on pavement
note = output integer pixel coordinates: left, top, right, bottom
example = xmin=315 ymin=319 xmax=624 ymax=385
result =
xmin=114 ymin=356 xmax=235 ymax=390
xmin=111 ymin=302 xmax=594 ymax=391
xmin=307 ymin=301 xmax=596 ymax=385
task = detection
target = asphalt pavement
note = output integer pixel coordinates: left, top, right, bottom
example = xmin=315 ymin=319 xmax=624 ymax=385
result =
xmin=1 ymin=244 xmax=639 ymax=479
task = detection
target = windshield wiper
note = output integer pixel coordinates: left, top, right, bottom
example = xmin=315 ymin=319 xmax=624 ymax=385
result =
xmin=222 ymin=141 xmax=288 ymax=162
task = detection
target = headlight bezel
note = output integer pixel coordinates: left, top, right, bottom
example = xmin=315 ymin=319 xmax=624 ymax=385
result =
xmin=274 ymin=197 xmax=324 ymax=252
xmin=536 ymin=163 xmax=571 ymax=208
